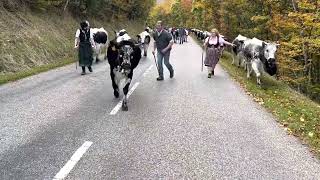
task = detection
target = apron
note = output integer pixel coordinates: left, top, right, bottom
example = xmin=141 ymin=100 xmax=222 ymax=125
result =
xmin=78 ymin=29 xmax=93 ymax=67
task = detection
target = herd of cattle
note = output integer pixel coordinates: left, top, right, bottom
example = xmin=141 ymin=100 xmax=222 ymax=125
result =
xmin=86 ymin=26 xmax=279 ymax=110
xmin=191 ymin=29 xmax=279 ymax=85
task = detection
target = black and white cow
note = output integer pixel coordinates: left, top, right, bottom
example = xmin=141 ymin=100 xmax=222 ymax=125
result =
xmin=243 ymin=37 xmax=279 ymax=85
xmin=136 ymin=28 xmax=151 ymax=57
xmin=91 ymin=28 xmax=108 ymax=63
xmin=232 ymin=34 xmax=250 ymax=67
xmin=200 ymin=31 xmax=211 ymax=41
xmin=107 ymin=29 xmax=142 ymax=111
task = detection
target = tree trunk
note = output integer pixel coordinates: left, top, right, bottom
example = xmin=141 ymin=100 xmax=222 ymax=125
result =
xmin=63 ymin=0 xmax=69 ymax=11
xmin=291 ymin=0 xmax=298 ymax=11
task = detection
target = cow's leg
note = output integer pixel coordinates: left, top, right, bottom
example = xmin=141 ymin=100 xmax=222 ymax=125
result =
xmin=92 ymin=44 xmax=97 ymax=63
xmin=122 ymin=82 xmax=130 ymax=111
xmin=104 ymin=45 xmax=108 ymax=60
xmin=237 ymin=56 xmax=242 ymax=67
xmin=110 ymin=70 xmax=119 ymax=98
xmin=93 ymin=52 xmax=97 ymax=63
xmin=246 ymin=61 xmax=251 ymax=78
xmin=237 ymin=53 xmax=243 ymax=68
xmin=252 ymin=60 xmax=261 ymax=85
xmin=122 ymin=75 xmax=132 ymax=111
xmin=143 ymin=44 xmax=149 ymax=57
xmin=96 ymin=44 xmax=101 ymax=63
xmin=244 ymin=56 xmax=250 ymax=71
xmin=232 ymin=53 xmax=239 ymax=67
xmin=241 ymin=59 xmax=246 ymax=69
xmin=231 ymin=53 xmax=235 ymax=65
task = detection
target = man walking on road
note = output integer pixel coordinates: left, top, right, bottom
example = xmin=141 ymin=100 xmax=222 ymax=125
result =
xmin=152 ymin=21 xmax=174 ymax=81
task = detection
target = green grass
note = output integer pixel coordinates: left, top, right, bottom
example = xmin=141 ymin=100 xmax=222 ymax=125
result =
xmin=0 ymin=6 xmax=145 ymax=85
xmin=193 ymin=36 xmax=320 ymax=158
xmin=0 ymin=57 xmax=75 ymax=84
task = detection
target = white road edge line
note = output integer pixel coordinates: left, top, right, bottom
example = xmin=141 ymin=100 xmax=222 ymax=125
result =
xmin=53 ymin=141 xmax=93 ymax=180
xmin=110 ymin=82 xmax=140 ymax=115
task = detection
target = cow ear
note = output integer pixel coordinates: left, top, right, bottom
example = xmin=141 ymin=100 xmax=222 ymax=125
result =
xmin=262 ymin=42 xmax=266 ymax=48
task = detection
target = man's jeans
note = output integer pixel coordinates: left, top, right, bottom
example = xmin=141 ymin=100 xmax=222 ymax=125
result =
xmin=157 ymin=50 xmax=173 ymax=78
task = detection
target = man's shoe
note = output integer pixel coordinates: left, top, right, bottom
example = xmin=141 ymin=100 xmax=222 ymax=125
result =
xmin=170 ymin=70 xmax=174 ymax=78
xmin=212 ymin=70 xmax=214 ymax=76
xmin=156 ymin=77 xmax=164 ymax=81
xmin=81 ymin=71 xmax=86 ymax=75
xmin=88 ymin=66 xmax=93 ymax=72
xmin=208 ymin=73 xmax=211 ymax=78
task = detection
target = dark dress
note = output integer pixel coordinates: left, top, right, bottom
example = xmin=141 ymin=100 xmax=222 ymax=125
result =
xmin=204 ymin=36 xmax=223 ymax=69
xmin=78 ymin=29 xmax=93 ymax=67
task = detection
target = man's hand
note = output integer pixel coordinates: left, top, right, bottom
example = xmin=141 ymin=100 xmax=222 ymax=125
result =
xmin=161 ymin=48 xmax=167 ymax=54
xmin=74 ymin=46 xmax=78 ymax=49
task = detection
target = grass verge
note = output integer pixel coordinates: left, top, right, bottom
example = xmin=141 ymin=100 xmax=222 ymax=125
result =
xmin=0 ymin=56 xmax=75 ymax=84
xmin=0 ymin=6 xmax=145 ymax=85
xmin=193 ymin=36 xmax=320 ymax=158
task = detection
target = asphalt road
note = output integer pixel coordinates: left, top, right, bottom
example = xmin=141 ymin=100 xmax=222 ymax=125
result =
xmin=0 ymin=38 xmax=319 ymax=179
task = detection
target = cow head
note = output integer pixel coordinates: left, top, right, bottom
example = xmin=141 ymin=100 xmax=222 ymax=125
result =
xmin=136 ymin=34 xmax=142 ymax=43
xmin=114 ymin=29 xmax=127 ymax=36
xmin=262 ymin=42 xmax=278 ymax=65
xmin=119 ymin=43 xmax=134 ymax=76
xmin=233 ymin=39 xmax=245 ymax=54
xmin=108 ymin=29 xmax=141 ymax=75
xmin=262 ymin=42 xmax=279 ymax=76
xmin=232 ymin=35 xmax=249 ymax=54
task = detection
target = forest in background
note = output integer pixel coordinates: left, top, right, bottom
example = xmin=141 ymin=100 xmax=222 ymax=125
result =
xmin=1 ymin=0 xmax=156 ymax=20
xmin=148 ymin=0 xmax=320 ymax=102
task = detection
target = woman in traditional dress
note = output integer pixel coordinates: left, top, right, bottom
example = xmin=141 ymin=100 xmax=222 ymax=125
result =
xmin=204 ymin=28 xmax=234 ymax=78
xmin=74 ymin=21 xmax=95 ymax=75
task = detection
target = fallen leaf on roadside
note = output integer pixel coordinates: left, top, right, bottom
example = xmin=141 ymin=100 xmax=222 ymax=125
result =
xmin=308 ymin=132 xmax=314 ymax=138
xmin=284 ymin=127 xmax=293 ymax=134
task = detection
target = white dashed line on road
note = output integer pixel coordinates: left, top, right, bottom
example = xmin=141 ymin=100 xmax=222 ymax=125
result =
xmin=53 ymin=141 xmax=93 ymax=180
xmin=110 ymin=65 xmax=153 ymax=115
xmin=110 ymin=82 xmax=140 ymax=115
xmin=143 ymin=65 xmax=153 ymax=77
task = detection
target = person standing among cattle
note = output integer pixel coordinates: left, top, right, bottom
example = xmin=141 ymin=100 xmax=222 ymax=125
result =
xmin=204 ymin=28 xmax=234 ymax=78
xmin=74 ymin=21 xmax=95 ymax=75
xmin=152 ymin=21 xmax=174 ymax=81
xmin=179 ymin=28 xmax=185 ymax=44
